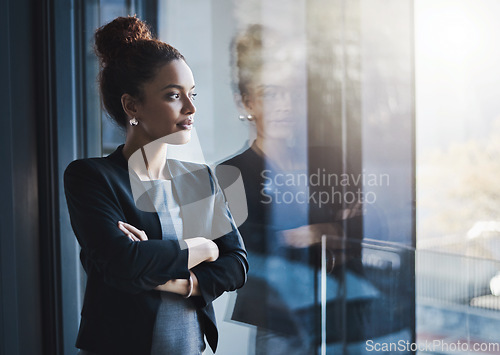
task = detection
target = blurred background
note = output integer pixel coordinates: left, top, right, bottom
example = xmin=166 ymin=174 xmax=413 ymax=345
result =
xmin=2 ymin=0 xmax=500 ymax=354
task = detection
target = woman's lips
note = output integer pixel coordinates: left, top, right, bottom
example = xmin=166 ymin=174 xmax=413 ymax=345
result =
xmin=268 ymin=119 xmax=295 ymax=126
xmin=177 ymin=118 xmax=194 ymax=130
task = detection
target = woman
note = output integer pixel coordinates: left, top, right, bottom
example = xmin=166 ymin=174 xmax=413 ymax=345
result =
xmin=64 ymin=16 xmax=247 ymax=355
xmin=220 ymin=25 xmax=382 ymax=354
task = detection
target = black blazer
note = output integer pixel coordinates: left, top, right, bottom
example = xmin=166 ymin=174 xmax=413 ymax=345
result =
xmin=64 ymin=145 xmax=248 ymax=355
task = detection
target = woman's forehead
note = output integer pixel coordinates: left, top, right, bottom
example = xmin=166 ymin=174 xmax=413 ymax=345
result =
xmin=150 ymin=60 xmax=195 ymax=90
xmin=252 ymin=64 xmax=298 ymax=86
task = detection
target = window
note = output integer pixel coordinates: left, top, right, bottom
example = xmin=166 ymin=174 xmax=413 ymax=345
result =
xmin=416 ymin=0 xmax=500 ymax=351
xmin=66 ymin=0 xmax=500 ymax=354
xmin=156 ymin=1 xmax=414 ymax=354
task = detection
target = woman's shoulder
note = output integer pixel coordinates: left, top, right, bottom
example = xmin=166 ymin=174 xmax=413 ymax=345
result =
xmin=220 ymin=147 xmax=259 ymax=169
xmin=65 ymin=156 xmax=105 ymax=176
xmin=65 ymin=157 xmax=121 ymax=176
xmin=64 ymin=146 xmax=128 ymax=180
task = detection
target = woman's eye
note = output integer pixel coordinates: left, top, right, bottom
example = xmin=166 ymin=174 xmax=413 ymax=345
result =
xmin=190 ymin=93 xmax=197 ymax=101
xmin=168 ymin=93 xmax=180 ymax=100
xmin=260 ymin=89 xmax=278 ymax=98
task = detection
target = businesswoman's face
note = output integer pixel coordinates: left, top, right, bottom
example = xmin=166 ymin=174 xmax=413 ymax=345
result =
xmin=242 ymin=64 xmax=297 ymax=141
xmin=127 ymin=59 xmax=197 ymax=145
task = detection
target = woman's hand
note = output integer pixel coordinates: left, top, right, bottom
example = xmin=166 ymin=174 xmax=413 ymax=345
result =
xmin=118 ymin=221 xmax=149 ymax=241
xmin=117 ymin=222 xmax=217 ymax=267
xmin=154 ymin=271 xmax=201 ymax=297
xmin=280 ymin=202 xmax=363 ymax=248
xmin=280 ymin=222 xmax=344 ymax=248
xmin=185 ymin=237 xmax=219 ymax=268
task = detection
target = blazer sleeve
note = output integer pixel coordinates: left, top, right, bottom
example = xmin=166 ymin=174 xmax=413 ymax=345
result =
xmin=64 ymin=159 xmax=190 ymax=294
xmin=190 ymin=166 xmax=249 ymax=307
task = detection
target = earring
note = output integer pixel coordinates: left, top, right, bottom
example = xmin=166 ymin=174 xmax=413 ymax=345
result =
xmin=129 ymin=117 xmax=138 ymax=126
xmin=238 ymin=115 xmax=255 ymax=122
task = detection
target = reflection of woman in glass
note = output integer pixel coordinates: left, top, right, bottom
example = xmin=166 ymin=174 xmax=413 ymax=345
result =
xmin=220 ymin=25 xmax=372 ymax=354
xmin=64 ymin=16 xmax=247 ymax=355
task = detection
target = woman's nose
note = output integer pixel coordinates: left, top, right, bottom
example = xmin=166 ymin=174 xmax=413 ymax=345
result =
xmin=182 ymin=95 xmax=196 ymax=115
xmin=275 ymin=91 xmax=292 ymax=111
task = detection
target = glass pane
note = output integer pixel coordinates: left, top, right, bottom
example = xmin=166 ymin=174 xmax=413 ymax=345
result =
xmin=99 ymin=1 xmax=143 ymax=155
xmin=417 ymin=250 xmax=500 ymax=353
xmin=157 ymin=1 xmax=415 ymax=354
xmin=82 ymin=0 xmax=138 ymax=157
xmin=416 ymin=0 xmax=500 ymax=353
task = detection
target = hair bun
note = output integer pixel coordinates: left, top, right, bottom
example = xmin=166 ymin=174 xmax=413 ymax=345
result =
xmin=95 ymin=16 xmax=153 ymax=66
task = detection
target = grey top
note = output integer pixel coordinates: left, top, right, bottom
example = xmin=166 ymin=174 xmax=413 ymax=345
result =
xmin=148 ymin=180 xmax=205 ymax=355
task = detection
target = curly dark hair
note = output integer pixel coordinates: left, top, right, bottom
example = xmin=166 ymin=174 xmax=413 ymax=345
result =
xmin=94 ymin=16 xmax=185 ymax=128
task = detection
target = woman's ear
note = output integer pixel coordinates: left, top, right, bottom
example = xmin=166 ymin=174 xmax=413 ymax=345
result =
xmin=240 ymin=93 xmax=254 ymax=114
xmin=234 ymin=93 xmax=247 ymax=116
xmin=121 ymin=93 xmax=139 ymax=119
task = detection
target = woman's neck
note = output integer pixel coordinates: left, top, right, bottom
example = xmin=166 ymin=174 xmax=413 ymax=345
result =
xmin=123 ymin=138 xmax=169 ymax=180
xmin=253 ymin=136 xmax=303 ymax=171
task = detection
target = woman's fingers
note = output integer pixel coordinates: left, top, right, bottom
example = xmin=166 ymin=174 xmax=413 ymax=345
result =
xmin=128 ymin=234 xmax=140 ymax=242
xmin=281 ymin=225 xmax=317 ymax=248
xmin=281 ymin=223 xmax=346 ymax=248
xmin=119 ymin=221 xmax=142 ymax=235
xmin=118 ymin=223 xmax=138 ymax=241
xmin=117 ymin=221 xmax=149 ymax=241
xmin=118 ymin=221 xmax=131 ymax=236
xmin=336 ymin=201 xmax=364 ymax=220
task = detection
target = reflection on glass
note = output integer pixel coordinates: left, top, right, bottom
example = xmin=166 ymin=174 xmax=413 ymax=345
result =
xmin=218 ymin=17 xmax=413 ymax=353
xmin=156 ymin=1 xmax=416 ymax=354
xmin=220 ymin=23 xmax=314 ymax=353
